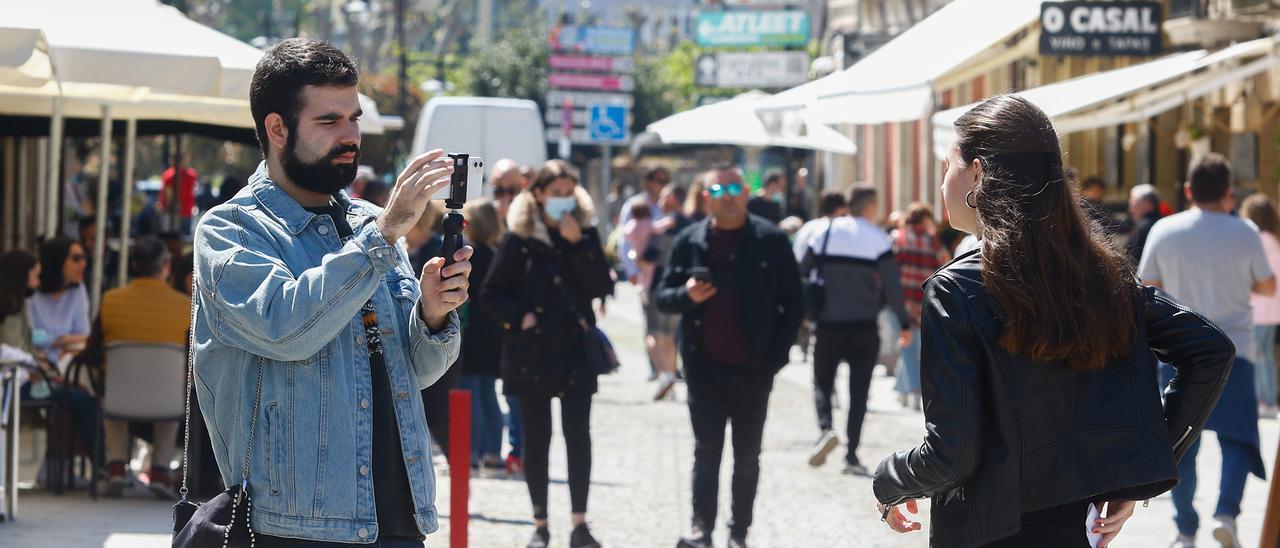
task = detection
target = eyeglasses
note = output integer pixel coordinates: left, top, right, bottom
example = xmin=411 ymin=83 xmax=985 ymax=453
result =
xmin=707 ymin=182 xmax=744 ymax=199
xmin=68 ymin=254 xmax=86 ymax=263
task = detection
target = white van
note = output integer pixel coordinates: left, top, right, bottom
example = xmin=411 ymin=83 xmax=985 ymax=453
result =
xmin=410 ymin=97 xmax=547 ymax=176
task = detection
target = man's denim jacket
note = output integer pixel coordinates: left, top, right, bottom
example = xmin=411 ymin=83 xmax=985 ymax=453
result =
xmin=192 ymin=163 xmax=460 ymax=542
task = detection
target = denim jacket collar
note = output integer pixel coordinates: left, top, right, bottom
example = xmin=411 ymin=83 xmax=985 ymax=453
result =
xmin=248 ymin=161 xmax=357 ymax=235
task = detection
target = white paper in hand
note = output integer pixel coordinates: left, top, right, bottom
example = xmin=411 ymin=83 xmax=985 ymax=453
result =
xmin=1085 ymin=503 xmax=1102 ymax=548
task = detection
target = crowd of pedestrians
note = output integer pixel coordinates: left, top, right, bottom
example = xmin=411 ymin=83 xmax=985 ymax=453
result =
xmin=4 ymin=37 xmax=1279 ymax=548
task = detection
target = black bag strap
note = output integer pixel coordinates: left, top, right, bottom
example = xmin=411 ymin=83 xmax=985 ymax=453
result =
xmin=809 ymin=219 xmax=835 ymax=281
xmin=178 ymin=277 xmax=266 ymax=502
xmin=538 ymin=253 xmax=591 ymax=331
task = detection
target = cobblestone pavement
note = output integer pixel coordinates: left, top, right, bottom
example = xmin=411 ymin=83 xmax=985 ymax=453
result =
xmin=3 ymin=285 xmax=1276 ymax=548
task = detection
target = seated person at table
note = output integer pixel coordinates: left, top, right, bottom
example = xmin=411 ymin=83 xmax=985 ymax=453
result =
xmin=27 ymin=237 xmax=90 ymax=365
xmin=83 ymin=237 xmax=191 ymax=498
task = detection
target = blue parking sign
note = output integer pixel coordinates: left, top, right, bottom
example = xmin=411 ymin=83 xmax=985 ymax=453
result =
xmin=589 ymin=104 xmax=628 ymax=143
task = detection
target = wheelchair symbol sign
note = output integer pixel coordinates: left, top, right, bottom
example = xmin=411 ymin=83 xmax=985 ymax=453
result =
xmin=589 ymin=104 xmax=628 ymax=142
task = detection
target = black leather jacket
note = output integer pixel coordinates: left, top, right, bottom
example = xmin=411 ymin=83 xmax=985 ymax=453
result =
xmin=872 ymin=251 xmax=1233 ymax=548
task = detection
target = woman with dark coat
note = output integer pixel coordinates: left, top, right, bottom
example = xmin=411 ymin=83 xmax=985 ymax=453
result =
xmin=873 ymin=95 xmax=1235 ymax=548
xmin=481 ymin=160 xmax=613 ymax=548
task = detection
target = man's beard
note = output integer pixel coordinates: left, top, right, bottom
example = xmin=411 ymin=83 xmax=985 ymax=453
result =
xmin=282 ymin=133 xmax=360 ymax=195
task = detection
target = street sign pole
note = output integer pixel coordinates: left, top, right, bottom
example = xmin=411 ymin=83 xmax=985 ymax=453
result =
xmin=601 ymin=144 xmax=613 ymax=235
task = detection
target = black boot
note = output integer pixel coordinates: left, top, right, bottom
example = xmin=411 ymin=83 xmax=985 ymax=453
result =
xmin=676 ymin=526 xmax=712 ymax=548
xmin=570 ymin=523 xmax=601 ymax=548
xmin=526 ymin=526 xmax=550 ymax=548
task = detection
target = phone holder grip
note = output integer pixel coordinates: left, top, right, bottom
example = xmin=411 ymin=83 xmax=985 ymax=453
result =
xmin=440 ymin=210 xmax=465 ymax=269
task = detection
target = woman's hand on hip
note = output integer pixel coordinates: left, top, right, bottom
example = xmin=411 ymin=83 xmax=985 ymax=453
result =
xmin=1094 ymin=500 xmax=1136 ymax=548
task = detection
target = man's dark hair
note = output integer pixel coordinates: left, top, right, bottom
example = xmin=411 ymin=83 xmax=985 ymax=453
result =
xmin=668 ymin=185 xmax=688 ymax=205
xmin=819 ymin=190 xmax=847 ymax=216
xmin=848 ymin=182 xmax=877 ymax=216
xmin=1081 ymin=176 xmax=1106 ymax=193
xmin=710 ymin=161 xmax=737 ymax=173
xmin=249 ymin=38 xmax=359 ymax=160
xmin=130 ymin=236 xmax=172 ymax=279
xmin=644 ymin=166 xmax=670 ymax=183
xmin=78 ymin=215 xmax=96 ymax=233
xmin=1188 ymin=153 xmax=1232 ymax=203
xmin=764 ymin=169 xmax=784 ymax=187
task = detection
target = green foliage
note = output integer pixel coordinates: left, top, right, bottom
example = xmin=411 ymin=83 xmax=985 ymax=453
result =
xmin=450 ymin=24 xmax=549 ymax=109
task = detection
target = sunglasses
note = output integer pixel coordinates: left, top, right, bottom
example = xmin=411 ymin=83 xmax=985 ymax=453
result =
xmin=494 ymin=187 xmax=519 ymax=197
xmin=68 ymin=254 xmax=86 ymax=263
xmin=707 ymin=182 xmax=744 ymax=198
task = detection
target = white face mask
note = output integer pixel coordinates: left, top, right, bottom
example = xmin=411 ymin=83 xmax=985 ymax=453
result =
xmin=544 ymin=196 xmax=577 ymax=220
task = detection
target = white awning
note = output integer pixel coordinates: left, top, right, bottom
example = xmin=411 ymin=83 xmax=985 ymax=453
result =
xmin=7 ymin=0 xmax=225 ymax=96
xmin=755 ymin=0 xmax=1045 ymax=128
xmin=0 ymin=26 xmax=53 ymax=87
xmin=648 ymin=91 xmax=856 ymax=154
xmin=930 ymin=36 xmax=1280 ymax=158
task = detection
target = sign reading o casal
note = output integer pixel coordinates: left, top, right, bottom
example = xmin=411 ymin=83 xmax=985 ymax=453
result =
xmin=1040 ymin=1 xmax=1162 ymax=56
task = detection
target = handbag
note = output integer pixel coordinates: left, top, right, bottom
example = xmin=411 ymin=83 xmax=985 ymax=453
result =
xmin=802 ymin=220 xmax=835 ymax=321
xmin=173 ymin=277 xmax=266 ymax=548
xmin=540 ymin=255 xmax=620 ymax=375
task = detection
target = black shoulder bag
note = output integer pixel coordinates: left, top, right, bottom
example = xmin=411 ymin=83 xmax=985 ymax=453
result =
xmin=173 ymin=278 xmax=265 ymax=548
xmin=802 ymin=220 xmax=835 ymax=321
xmin=540 ymin=255 xmax=620 ymax=375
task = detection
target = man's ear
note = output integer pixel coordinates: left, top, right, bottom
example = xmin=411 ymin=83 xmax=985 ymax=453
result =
xmin=265 ymin=113 xmax=289 ymax=154
xmin=1183 ymin=181 xmax=1192 ymax=202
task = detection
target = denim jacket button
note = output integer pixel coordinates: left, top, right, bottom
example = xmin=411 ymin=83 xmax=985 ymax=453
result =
xmin=356 ymin=334 xmax=366 ymax=346
xmin=317 ymin=225 xmax=329 ymax=235
xmin=395 ymin=391 xmax=408 ymax=400
xmin=360 ymin=465 xmax=369 ymax=476
xmin=357 ymin=528 xmax=369 ymax=539
xmin=360 ymin=399 xmax=370 ymax=409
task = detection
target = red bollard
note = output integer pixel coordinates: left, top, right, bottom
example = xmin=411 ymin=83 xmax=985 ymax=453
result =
xmin=449 ymin=389 xmax=471 ymax=548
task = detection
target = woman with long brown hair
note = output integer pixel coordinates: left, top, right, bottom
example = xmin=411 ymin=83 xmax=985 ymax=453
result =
xmin=872 ymin=95 xmax=1234 ymax=548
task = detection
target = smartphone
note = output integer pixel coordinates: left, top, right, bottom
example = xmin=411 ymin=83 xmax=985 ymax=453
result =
xmin=689 ymin=266 xmax=713 ymax=284
xmin=432 ymin=154 xmax=485 ymax=206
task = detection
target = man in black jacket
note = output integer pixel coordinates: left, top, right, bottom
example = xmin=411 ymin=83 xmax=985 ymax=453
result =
xmin=656 ymin=163 xmax=804 ymax=548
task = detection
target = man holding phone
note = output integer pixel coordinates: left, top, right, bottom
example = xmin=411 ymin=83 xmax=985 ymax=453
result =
xmin=656 ymin=163 xmax=804 ymax=548
xmin=193 ymin=38 xmax=471 ymax=547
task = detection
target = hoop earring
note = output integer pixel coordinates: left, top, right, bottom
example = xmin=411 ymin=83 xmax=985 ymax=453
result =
xmin=965 ymin=190 xmax=978 ymax=209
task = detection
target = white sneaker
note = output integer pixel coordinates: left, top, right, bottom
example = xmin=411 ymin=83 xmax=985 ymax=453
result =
xmin=807 ymin=430 xmax=840 ymax=467
xmin=1212 ymin=515 xmax=1240 ymax=547
xmin=1170 ymin=534 xmax=1195 ymax=548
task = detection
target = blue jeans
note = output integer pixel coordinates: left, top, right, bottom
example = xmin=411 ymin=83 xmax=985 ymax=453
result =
xmin=457 ymin=375 xmax=503 ymax=461
xmin=894 ymin=326 xmax=922 ymax=395
xmin=1171 ymin=436 xmax=1251 ymax=536
xmin=1255 ymin=324 xmax=1277 ymax=407
xmin=506 ymin=394 xmax=523 ymax=458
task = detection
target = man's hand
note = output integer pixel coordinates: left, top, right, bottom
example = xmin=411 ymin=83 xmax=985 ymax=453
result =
xmin=520 ymin=311 xmax=537 ymax=331
xmin=559 ymin=214 xmax=583 ymax=244
xmin=899 ymin=329 xmax=913 ymax=349
xmin=377 ymin=149 xmax=454 ymax=243
xmin=877 ymin=500 xmax=922 ymax=534
xmin=419 ymin=246 xmax=473 ymax=331
xmin=685 ymin=277 xmax=718 ymax=304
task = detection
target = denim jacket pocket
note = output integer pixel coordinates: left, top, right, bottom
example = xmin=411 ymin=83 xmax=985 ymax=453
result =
xmin=265 ymin=401 xmax=284 ymax=496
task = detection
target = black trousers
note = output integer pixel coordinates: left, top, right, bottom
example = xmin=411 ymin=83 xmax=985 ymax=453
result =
xmin=981 ymin=500 xmax=1093 ymax=547
xmin=813 ymin=324 xmax=879 ymax=465
xmin=522 ymin=391 xmax=593 ymax=520
xmin=687 ymin=372 xmax=773 ymax=538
